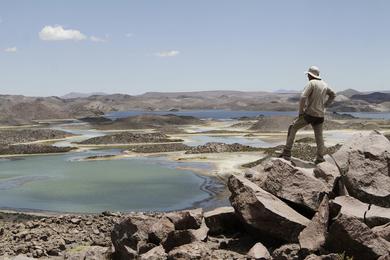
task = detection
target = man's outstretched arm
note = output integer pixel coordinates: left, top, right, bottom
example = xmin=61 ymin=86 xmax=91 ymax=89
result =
xmin=325 ymin=88 xmax=336 ymax=107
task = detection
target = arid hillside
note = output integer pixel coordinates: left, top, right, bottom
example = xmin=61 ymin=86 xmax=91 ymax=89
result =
xmin=0 ymin=89 xmax=388 ymax=125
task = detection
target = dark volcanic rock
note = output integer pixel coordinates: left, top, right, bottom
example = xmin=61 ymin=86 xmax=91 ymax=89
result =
xmin=78 ymin=132 xmax=183 ymax=145
xmin=325 ymin=214 xmax=390 ymax=260
xmin=0 ymin=144 xmax=75 ymax=155
xmin=272 ymin=243 xmax=301 ymax=260
xmin=0 ymin=128 xmax=73 ymax=145
xmin=228 ymin=174 xmax=310 ymax=243
xmin=127 ymin=143 xmax=190 ymax=153
xmin=204 ymin=206 xmax=241 ymax=235
xmin=111 ymin=215 xmax=157 ymax=259
xmin=186 ymin=142 xmax=261 ymax=154
xmin=165 ymin=209 xmax=203 ymax=230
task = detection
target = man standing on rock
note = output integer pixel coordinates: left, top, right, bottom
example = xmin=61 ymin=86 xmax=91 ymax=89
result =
xmin=280 ymin=66 xmax=336 ymax=164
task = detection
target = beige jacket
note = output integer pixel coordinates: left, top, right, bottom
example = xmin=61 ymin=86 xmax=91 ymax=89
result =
xmin=301 ymin=79 xmax=336 ymax=117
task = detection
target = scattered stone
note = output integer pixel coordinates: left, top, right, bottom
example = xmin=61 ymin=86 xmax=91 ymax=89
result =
xmin=247 ymin=242 xmax=271 ymax=260
xmin=64 ymin=246 xmax=109 ymax=260
xmin=272 ymin=243 xmax=301 ymax=260
xmin=140 ymin=245 xmax=167 ymax=260
xmin=70 ymin=218 xmax=81 ymax=225
xmin=228 ymin=174 xmax=310 ymax=243
xmin=304 ymin=254 xmax=339 ymax=260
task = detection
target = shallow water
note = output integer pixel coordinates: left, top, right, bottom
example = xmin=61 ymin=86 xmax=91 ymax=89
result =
xmin=0 ymin=151 xmax=215 ymax=213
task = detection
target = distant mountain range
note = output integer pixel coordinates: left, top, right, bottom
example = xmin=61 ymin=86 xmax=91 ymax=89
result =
xmin=0 ymin=89 xmax=389 ymax=125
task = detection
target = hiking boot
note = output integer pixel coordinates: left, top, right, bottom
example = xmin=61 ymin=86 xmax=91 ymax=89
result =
xmin=314 ymin=158 xmax=325 ymax=164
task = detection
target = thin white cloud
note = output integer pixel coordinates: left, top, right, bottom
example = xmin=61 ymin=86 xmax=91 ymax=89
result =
xmin=90 ymin=36 xmax=106 ymax=42
xmin=39 ymin=25 xmax=87 ymax=41
xmin=125 ymin=33 xmax=133 ymax=38
xmin=4 ymin=47 xmax=17 ymax=53
xmin=155 ymin=50 xmax=180 ymax=57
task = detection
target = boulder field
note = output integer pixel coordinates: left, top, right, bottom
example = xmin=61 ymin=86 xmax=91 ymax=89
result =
xmin=2 ymin=130 xmax=390 ymax=259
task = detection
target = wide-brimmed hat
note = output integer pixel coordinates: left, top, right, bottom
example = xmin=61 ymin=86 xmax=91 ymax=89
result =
xmin=305 ymin=66 xmax=321 ymax=80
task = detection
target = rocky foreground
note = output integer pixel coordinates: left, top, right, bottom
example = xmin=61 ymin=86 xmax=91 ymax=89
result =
xmin=1 ymin=131 xmax=390 ymax=259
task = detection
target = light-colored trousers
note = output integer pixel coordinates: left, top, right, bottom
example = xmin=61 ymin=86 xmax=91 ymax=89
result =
xmin=285 ymin=116 xmax=324 ymax=160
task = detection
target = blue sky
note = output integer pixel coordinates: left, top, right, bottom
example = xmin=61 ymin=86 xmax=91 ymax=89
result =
xmin=0 ymin=0 xmax=389 ymax=96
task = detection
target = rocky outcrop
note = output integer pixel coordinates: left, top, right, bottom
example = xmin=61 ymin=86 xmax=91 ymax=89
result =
xmin=78 ymin=132 xmax=183 ymax=145
xmin=127 ymin=143 xmax=190 ymax=153
xmin=186 ymin=142 xmax=261 ymax=154
xmin=204 ymin=206 xmax=241 ymax=235
xmin=325 ymin=214 xmax=390 ymax=260
xmin=332 ymin=131 xmax=390 ymax=208
xmin=228 ymin=174 xmax=310 ymax=243
xmin=0 ymin=128 xmax=73 ymax=145
xmin=262 ymin=158 xmax=330 ymax=211
xmin=0 ymin=144 xmax=75 ymax=155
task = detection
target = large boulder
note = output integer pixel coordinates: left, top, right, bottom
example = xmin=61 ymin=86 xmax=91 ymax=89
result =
xmin=148 ymin=217 xmax=175 ymax=244
xmin=262 ymin=158 xmax=330 ymax=211
xmin=298 ymin=194 xmax=329 ymax=252
xmin=161 ymin=219 xmax=208 ymax=252
xmin=332 ymin=195 xmax=390 ymax=227
xmin=111 ymin=215 xmax=156 ymax=259
xmin=204 ymin=206 xmax=241 ymax=235
xmin=228 ymin=174 xmax=310 ymax=243
xmin=165 ymin=209 xmax=203 ymax=230
xmin=332 ymin=131 xmax=390 ymax=208
xmin=325 ymin=214 xmax=390 ymax=260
